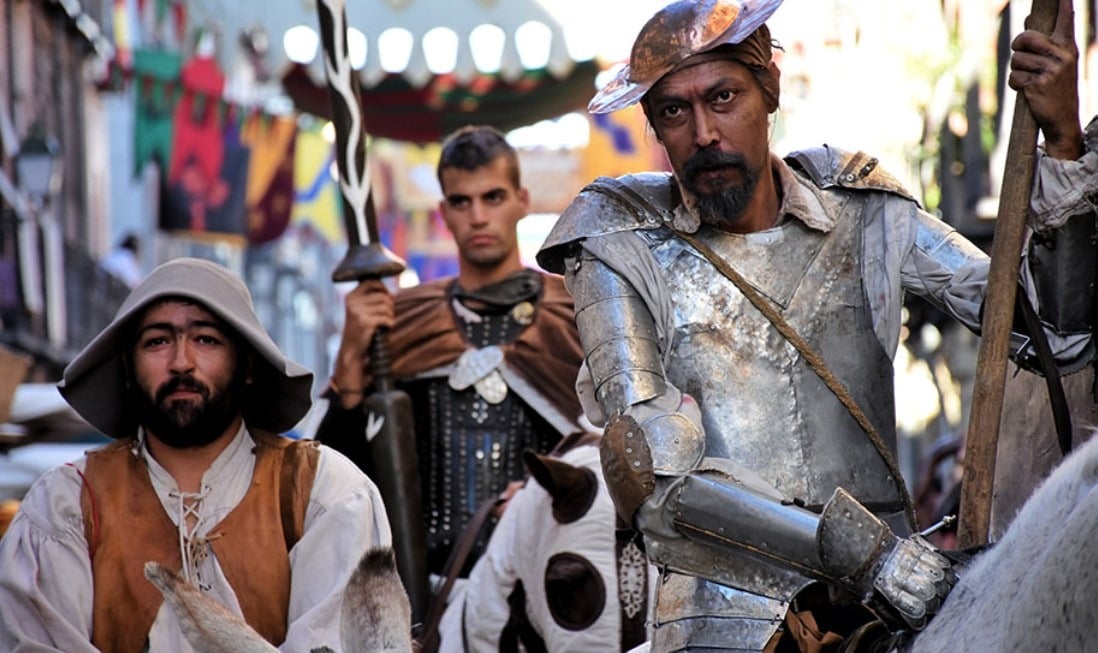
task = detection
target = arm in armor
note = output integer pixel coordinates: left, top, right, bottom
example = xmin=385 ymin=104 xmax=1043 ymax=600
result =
xmin=897 ymin=202 xmax=1094 ymax=375
xmin=1018 ymin=118 xmax=1098 ymax=373
xmin=790 ymin=142 xmax=1096 ymax=375
xmin=568 ymin=245 xmax=955 ymax=632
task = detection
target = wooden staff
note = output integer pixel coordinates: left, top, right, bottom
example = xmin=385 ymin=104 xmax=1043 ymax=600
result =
xmin=957 ymin=0 xmax=1062 ymax=548
xmin=314 ymin=0 xmax=430 ymax=624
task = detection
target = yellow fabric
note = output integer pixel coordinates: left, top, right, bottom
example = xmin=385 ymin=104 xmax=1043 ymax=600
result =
xmin=241 ymin=115 xmax=297 ymax=206
xmin=290 ymin=121 xmax=343 ymax=243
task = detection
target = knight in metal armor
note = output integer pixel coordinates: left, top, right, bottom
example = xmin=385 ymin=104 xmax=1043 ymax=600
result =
xmin=536 ymin=0 xmax=1097 ymax=650
xmin=316 ymin=126 xmax=585 ymax=585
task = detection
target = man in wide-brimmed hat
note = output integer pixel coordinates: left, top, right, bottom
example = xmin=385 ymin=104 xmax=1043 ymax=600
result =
xmin=0 ymin=257 xmax=395 ymax=652
xmin=538 ymin=0 xmax=1097 ymax=650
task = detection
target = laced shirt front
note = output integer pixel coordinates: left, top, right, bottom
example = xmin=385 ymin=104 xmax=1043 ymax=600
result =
xmin=0 ymin=426 xmax=391 ymax=653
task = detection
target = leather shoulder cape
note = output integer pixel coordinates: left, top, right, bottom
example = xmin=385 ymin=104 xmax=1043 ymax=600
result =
xmin=368 ymin=272 xmax=584 ymax=431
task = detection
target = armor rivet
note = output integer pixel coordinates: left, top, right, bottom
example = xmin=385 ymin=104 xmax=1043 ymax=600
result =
xmin=626 ymin=432 xmax=634 ymax=438
xmin=633 ymin=461 xmax=641 ymax=467
xmin=626 ymin=447 xmax=633 ymax=454
xmin=842 ymin=173 xmax=855 ymax=183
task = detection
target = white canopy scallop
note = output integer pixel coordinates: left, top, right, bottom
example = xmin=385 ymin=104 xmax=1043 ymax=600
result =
xmin=185 ymin=0 xmax=580 ymax=90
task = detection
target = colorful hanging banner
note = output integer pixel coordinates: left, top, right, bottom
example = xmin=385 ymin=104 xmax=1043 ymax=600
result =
xmin=581 ymin=104 xmax=668 ymax=181
xmin=166 ymin=55 xmax=226 ymax=188
xmin=290 ymin=120 xmax=343 ymax=244
xmin=241 ymin=114 xmax=297 ymax=244
xmin=132 ymin=49 xmax=182 ymax=178
xmin=159 ymin=53 xmax=250 ymax=237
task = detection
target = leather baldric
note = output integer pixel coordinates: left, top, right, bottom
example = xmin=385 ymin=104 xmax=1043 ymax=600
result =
xmin=675 ymin=229 xmax=917 ymax=528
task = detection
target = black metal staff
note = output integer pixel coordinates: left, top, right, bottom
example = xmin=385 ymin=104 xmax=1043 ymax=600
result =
xmin=314 ymin=0 xmax=429 ymax=625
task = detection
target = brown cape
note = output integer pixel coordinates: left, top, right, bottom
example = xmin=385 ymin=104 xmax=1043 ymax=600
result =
xmin=364 ymin=272 xmax=584 ymax=430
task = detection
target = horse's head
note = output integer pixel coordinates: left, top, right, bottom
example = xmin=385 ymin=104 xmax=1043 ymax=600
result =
xmin=523 ymin=449 xmax=600 ymax=524
xmin=451 ymin=441 xmax=651 ymax=651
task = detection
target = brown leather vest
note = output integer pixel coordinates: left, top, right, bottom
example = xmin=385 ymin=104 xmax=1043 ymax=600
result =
xmin=78 ymin=431 xmax=319 ymax=653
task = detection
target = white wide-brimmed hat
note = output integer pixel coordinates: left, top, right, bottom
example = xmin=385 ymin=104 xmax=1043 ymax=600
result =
xmin=59 ymin=257 xmax=313 ymax=439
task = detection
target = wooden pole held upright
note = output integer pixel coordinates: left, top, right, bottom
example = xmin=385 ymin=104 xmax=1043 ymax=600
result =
xmin=957 ymin=0 xmax=1062 ymax=549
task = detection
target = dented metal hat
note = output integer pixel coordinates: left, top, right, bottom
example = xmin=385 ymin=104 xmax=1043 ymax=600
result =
xmin=589 ymin=0 xmax=784 ymax=114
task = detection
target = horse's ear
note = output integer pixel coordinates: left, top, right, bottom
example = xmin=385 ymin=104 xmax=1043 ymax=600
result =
xmin=144 ymin=562 xmax=281 ymax=652
xmin=341 ymin=548 xmax=413 ymax=652
xmin=523 ymin=449 xmax=599 ymax=524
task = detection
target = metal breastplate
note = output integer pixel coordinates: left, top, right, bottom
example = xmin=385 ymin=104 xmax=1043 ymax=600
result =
xmin=645 ymin=193 xmax=903 ymax=652
xmin=652 ymin=199 xmax=902 ymax=512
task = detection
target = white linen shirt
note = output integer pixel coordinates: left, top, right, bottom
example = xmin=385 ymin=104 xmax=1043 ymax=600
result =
xmin=0 ymin=426 xmax=391 ymax=653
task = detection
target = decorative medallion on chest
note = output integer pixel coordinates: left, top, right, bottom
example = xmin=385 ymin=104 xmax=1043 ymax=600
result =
xmin=449 ymin=345 xmax=508 ymax=404
xmin=511 ymin=300 xmax=535 ymax=325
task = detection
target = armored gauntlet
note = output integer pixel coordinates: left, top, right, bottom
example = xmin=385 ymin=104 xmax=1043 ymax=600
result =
xmin=818 ymin=488 xmax=957 ymax=631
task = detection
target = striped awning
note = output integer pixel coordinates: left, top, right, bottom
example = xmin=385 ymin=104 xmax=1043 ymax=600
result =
xmin=280 ymin=59 xmax=599 ymax=143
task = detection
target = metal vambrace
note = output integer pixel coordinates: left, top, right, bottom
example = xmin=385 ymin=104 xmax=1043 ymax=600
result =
xmin=667 ymin=476 xmax=955 ymax=632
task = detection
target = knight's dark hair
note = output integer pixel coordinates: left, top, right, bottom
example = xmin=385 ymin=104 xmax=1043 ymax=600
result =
xmin=436 ymin=125 xmax=521 ymax=189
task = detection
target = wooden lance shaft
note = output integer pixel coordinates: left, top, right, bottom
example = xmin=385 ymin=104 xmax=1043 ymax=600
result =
xmin=957 ymin=0 xmax=1062 ymax=549
xmin=314 ymin=0 xmax=430 ymax=625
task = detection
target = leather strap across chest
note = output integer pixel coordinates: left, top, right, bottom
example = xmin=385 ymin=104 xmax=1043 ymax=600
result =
xmin=675 ymin=228 xmax=916 ymax=528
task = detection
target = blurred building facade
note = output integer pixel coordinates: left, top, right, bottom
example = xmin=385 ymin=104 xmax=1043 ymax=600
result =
xmin=0 ymin=0 xmax=120 ymax=386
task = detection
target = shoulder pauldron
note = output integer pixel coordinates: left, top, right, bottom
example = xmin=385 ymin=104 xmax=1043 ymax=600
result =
xmin=785 ymin=145 xmax=917 ymax=203
xmin=536 ymin=172 xmax=675 ymax=274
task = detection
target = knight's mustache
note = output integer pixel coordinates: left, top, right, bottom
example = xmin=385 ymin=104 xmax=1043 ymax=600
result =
xmin=683 ymin=149 xmax=748 ymax=181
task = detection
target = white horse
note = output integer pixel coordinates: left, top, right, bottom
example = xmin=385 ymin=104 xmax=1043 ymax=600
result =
xmin=908 ymin=429 xmax=1098 ymax=652
xmin=439 ymin=439 xmax=655 ymax=652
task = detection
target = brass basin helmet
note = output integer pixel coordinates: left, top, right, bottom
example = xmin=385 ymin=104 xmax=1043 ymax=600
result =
xmin=588 ymin=0 xmax=784 ymax=114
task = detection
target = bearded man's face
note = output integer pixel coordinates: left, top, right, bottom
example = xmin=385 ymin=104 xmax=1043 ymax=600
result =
xmin=645 ymin=58 xmax=774 ymax=231
xmin=680 ymin=147 xmax=761 ymax=230
xmin=130 ymin=300 xmax=244 ymax=449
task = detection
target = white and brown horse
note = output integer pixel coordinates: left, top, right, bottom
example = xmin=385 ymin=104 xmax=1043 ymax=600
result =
xmin=439 ymin=439 xmax=654 ymax=652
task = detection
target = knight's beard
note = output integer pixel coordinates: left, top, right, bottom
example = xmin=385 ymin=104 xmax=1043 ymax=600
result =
xmin=134 ymin=373 xmax=243 ymax=449
xmin=681 ymin=149 xmax=760 ymax=230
